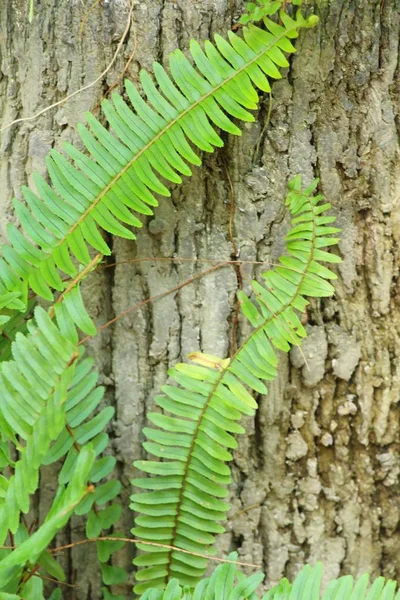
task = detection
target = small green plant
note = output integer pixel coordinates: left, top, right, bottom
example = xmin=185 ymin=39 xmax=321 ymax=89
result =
xmin=239 ymin=0 xmax=303 ymax=25
xmin=0 ymin=1 xmax=395 ymax=598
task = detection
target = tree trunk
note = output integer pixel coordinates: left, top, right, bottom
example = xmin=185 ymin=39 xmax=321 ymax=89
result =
xmin=1 ymin=0 xmax=399 ymax=597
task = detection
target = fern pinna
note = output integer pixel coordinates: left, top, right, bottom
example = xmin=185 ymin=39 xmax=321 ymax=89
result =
xmin=131 ymin=176 xmax=341 ymax=594
xmin=0 ymin=5 xmax=317 ymax=320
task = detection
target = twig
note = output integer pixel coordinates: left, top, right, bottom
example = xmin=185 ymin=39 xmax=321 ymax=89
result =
xmin=254 ymin=92 xmax=273 ymax=163
xmin=98 ymin=257 xmax=270 ymax=268
xmin=48 ymin=536 xmax=261 ymax=568
xmin=26 ymin=257 xmax=271 ymax=301
xmin=233 ymin=502 xmax=263 ymax=518
xmin=27 ymin=570 xmax=79 ymax=588
xmin=1 ymin=534 xmax=261 ymax=569
xmin=78 ymin=263 xmax=228 ymax=345
xmin=221 ymin=159 xmax=243 ymax=356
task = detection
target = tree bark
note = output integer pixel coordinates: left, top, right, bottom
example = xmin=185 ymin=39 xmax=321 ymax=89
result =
xmin=1 ymin=0 xmax=400 ymax=598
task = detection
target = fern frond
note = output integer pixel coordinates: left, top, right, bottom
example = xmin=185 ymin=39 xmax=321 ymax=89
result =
xmin=0 ymin=6 xmax=318 ymax=306
xmin=136 ymin=561 xmax=400 ymax=600
xmin=131 ymin=176 xmax=341 ymax=593
xmin=233 ymin=174 xmax=340 ymax=378
xmin=41 ymin=347 xmax=125 ymax=591
xmin=0 ymin=305 xmax=81 ymax=543
xmin=263 ymin=563 xmax=400 ymax=600
xmin=138 ymin=553 xmax=264 ymax=600
xmin=0 ymin=302 xmax=116 ymax=523
xmin=0 ymin=300 xmax=123 ymax=591
xmin=0 ymin=445 xmax=95 ymax=591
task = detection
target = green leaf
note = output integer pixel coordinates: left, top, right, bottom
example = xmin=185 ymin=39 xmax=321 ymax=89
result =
xmin=0 ymin=445 xmax=95 ymax=587
xmin=63 ymin=284 xmax=97 ymax=335
xmin=101 ymin=564 xmax=129 ymax=585
xmin=38 ymin=550 xmax=66 ymax=582
xmin=97 ymin=534 xmax=125 ymax=562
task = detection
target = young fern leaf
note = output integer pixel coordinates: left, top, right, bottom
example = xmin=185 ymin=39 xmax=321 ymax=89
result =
xmin=239 ymin=0 xmax=285 ymax=25
xmin=0 ymin=6 xmax=318 ymax=307
xmin=131 ymin=176 xmax=341 ymax=594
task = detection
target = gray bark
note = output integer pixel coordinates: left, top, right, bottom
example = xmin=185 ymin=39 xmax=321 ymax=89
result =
xmin=1 ymin=0 xmax=400 ymax=597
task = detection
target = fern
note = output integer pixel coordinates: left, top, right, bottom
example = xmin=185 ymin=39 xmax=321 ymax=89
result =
xmin=0 ymin=3 xmax=354 ymax=596
xmin=0 ymin=445 xmax=95 ymax=592
xmin=139 ymin=553 xmax=264 ymax=600
xmin=0 ymin=300 xmax=123 ymax=593
xmin=0 ymin=5 xmax=318 ymax=317
xmin=264 ymin=563 xmax=400 ymax=600
xmin=131 ymin=176 xmax=341 ymax=594
xmin=0 ymin=293 xmax=26 ymax=330
xmin=135 ymin=560 xmax=400 ymax=600
xmin=238 ymin=1 xmax=301 ymax=26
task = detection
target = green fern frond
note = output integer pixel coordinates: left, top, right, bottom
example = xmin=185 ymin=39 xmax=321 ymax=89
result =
xmin=0 ymin=305 xmax=82 ymax=543
xmin=136 ymin=562 xmax=400 ymax=600
xmin=0 ymin=301 xmax=123 ymax=591
xmin=131 ymin=176 xmax=341 ymax=593
xmin=42 ymin=349 xmax=119 ymax=511
xmin=239 ymin=1 xmax=284 ymax=25
xmin=0 ymin=6 xmax=318 ymax=306
xmin=234 ymin=174 xmax=340 ymax=376
xmin=0 ymin=445 xmax=95 ymax=591
xmin=138 ymin=553 xmax=264 ymax=600
xmin=42 ymin=346 xmax=125 ymax=591
xmin=263 ymin=563 xmax=400 ymax=600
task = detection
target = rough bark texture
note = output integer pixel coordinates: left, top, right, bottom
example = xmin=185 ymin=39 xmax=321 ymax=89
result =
xmin=1 ymin=0 xmax=400 ymax=597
